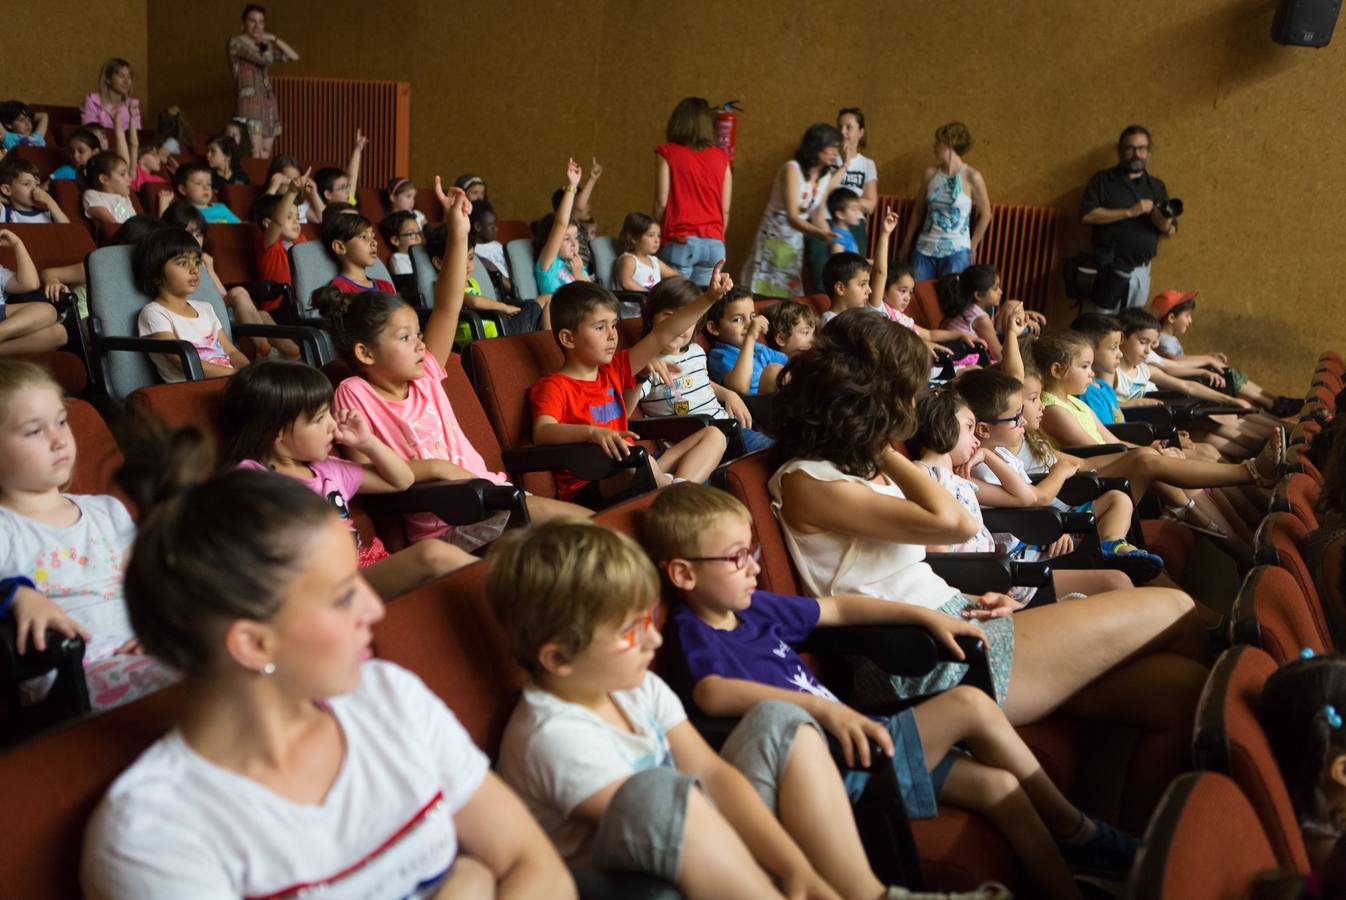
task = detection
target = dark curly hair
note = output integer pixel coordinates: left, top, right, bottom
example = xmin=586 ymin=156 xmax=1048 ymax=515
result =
xmin=773 ymin=310 xmax=929 ymax=478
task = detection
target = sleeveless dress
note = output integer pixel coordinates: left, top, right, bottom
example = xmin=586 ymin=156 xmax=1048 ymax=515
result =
xmin=915 ymin=165 xmax=973 ymax=259
xmin=1041 ymin=391 xmax=1109 ymax=446
xmin=619 ymin=252 xmax=662 ymax=290
xmin=768 ymin=457 xmax=1014 ymax=703
xmin=744 ymin=161 xmax=835 ymax=299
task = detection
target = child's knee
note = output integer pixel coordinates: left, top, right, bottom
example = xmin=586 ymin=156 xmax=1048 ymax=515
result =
xmin=720 ymin=700 xmax=819 ymax=809
xmin=415 ymin=539 xmax=472 ymax=579
xmin=591 ymin=768 xmax=695 ymax=882
xmin=702 ymin=424 xmax=727 ymax=452
xmin=948 ymin=684 xmax=1003 ymax=727
xmin=1101 ymin=489 xmax=1133 ymax=514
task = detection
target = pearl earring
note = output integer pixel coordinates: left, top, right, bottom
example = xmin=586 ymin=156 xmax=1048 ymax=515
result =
xmin=262 ymin=662 xmax=276 ymax=676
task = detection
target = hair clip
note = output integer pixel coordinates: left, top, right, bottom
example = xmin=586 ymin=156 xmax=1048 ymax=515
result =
xmin=1301 ymin=647 xmax=1317 ymax=659
xmin=1321 ymin=705 xmax=1342 ymax=730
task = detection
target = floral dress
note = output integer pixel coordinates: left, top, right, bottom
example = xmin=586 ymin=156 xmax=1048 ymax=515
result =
xmin=743 ymin=160 xmax=834 ymax=299
xmin=227 ymin=35 xmax=282 ymax=138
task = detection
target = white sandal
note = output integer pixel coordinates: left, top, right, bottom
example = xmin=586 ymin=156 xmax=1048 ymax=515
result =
xmin=1163 ymin=499 xmax=1231 ymax=539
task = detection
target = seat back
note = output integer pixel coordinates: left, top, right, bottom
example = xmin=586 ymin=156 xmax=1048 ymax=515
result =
xmin=221 ymin=184 xmax=262 ymax=222
xmin=409 ymin=243 xmax=436 ymax=308
xmin=355 ymin=186 xmax=386 ymax=220
xmin=495 ymin=218 xmax=532 ymax=246
xmin=289 ymin=242 xmax=392 ymax=317
xmin=371 ymin=561 xmax=526 ymax=757
xmin=48 ymin=180 xmax=85 ymax=227
xmin=412 ymin=188 xmax=444 ymax=224
xmin=66 ymin=398 xmax=129 ymax=509
xmin=439 ymin=352 xmax=508 ymax=476
xmin=1230 ymin=565 xmax=1330 ymax=662
xmin=471 ymin=253 xmax=498 ymax=299
xmin=0 ymin=223 xmax=95 ymax=270
xmin=506 ymin=238 xmax=539 ymax=300
xmin=1279 ymin=473 xmax=1321 ymax=530
xmin=721 ymin=450 xmax=805 ymax=595
xmin=126 ymin=378 xmax=229 ymax=433
xmin=204 ymin=223 xmax=260 ymax=284
xmin=10 ymin=145 xmax=67 ymax=180
xmin=86 ymin=245 xmax=167 ymax=401
xmin=590 ymin=236 xmax=617 ymax=287
xmin=1127 ymin=772 xmax=1279 ymax=900
xmin=1255 ymin=513 xmax=1328 ymax=643
xmin=910 ymin=279 xmax=943 ymax=330
xmin=795 ymin=293 xmax=832 ymax=319
xmin=468 ymin=332 xmax=566 ymax=496
xmin=1193 ymin=645 xmax=1310 ymax=873
xmin=19 ymin=352 xmax=89 ymax=396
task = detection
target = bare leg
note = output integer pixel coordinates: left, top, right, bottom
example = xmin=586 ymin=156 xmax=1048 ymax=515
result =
xmin=361 ymin=540 xmax=475 ymax=600
xmin=523 ymin=494 xmax=594 ymax=521
xmin=256 ymin=308 xmax=300 ymax=358
xmin=678 ymin=788 xmax=787 ymax=900
xmin=651 ymin=426 xmax=727 ymax=485
xmin=0 ymin=322 xmax=67 ymax=355
xmin=223 ymin=288 xmax=272 ymax=357
xmin=1092 ymin=490 xmax=1133 ymax=543
xmin=775 ymin=724 xmax=886 ymax=900
xmin=1054 ymin=568 xmax=1133 ymax=596
xmin=0 ymin=301 xmax=62 ymax=345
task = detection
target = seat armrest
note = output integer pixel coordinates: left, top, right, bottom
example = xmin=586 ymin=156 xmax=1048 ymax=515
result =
xmin=1095 ymin=475 xmax=1132 ymax=497
xmin=223 ymin=279 xmax=289 ymax=307
xmin=1063 ymin=442 xmax=1129 ymax=458
xmin=232 ymin=323 xmax=330 ymax=366
xmin=1122 ymin=406 xmax=1173 ymax=426
xmin=502 ymin=443 xmax=652 ymax=482
xmin=1035 ymin=471 xmax=1105 ymax=507
xmin=925 ymin=552 xmax=1012 ymax=594
xmin=97 ymin=334 xmax=205 ymax=382
xmin=360 ymin=478 xmax=529 ymax=528
xmin=796 ymin=624 xmax=946 ymax=678
xmin=0 ymin=618 xmax=87 ymax=684
xmin=1058 ymin=510 xmax=1097 ymax=533
xmin=980 ymin=507 xmax=1065 ymax=545
xmin=1108 ymin=422 xmax=1156 ymax=444
xmin=628 ymin=414 xmax=716 ymax=444
xmin=1008 ymin=560 xmax=1054 ymax=588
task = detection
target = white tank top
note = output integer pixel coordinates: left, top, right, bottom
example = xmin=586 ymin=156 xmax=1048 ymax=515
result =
xmin=915 ymin=165 xmax=974 ymax=257
xmin=619 ymin=252 xmax=662 ymax=290
xmin=768 ymin=458 xmax=961 ymax=609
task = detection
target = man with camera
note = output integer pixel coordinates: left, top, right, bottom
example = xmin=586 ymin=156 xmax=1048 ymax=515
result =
xmin=1079 ymin=124 xmax=1181 ymax=311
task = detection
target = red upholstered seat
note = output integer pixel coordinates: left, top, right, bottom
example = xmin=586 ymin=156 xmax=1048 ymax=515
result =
xmin=1231 ymin=565 xmax=1332 ymax=662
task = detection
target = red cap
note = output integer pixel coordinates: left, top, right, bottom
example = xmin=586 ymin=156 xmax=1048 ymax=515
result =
xmin=1150 ymin=289 xmax=1199 ymax=320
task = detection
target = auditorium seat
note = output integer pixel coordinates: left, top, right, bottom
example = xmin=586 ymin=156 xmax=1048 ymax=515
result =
xmin=221 ymin=183 xmax=262 ymax=222
xmin=495 ymin=218 xmax=531 ymax=246
xmin=1192 ymin=645 xmax=1310 ymax=874
xmin=10 ymin=145 xmax=66 ymax=180
xmin=1270 ymin=473 xmax=1321 ymax=530
xmin=1126 ymin=772 xmax=1282 ymax=900
xmin=1229 ymin=565 xmax=1331 ymax=662
xmin=1254 ymin=512 xmax=1336 ymax=647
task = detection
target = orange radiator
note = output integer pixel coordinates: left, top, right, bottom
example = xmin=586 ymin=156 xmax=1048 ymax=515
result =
xmin=868 ymin=196 xmax=1061 ymax=312
xmin=271 ymin=76 xmax=411 ymax=189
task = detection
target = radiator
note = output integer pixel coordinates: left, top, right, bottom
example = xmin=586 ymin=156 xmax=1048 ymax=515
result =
xmin=271 ymin=76 xmax=411 ymax=189
xmin=868 ymin=196 xmax=1060 ymax=312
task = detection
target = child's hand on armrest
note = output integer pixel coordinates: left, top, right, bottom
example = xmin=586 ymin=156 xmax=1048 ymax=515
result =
xmin=10 ymin=585 xmax=92 ymax=654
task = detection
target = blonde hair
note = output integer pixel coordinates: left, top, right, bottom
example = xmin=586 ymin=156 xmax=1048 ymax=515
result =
xmin=1019 ymin=371 xmax=1055 ymax=464
xmin=1030 ymin=331 xmax=1091 ymax=390
xmin=486 ymin=521 xmax=659 ymax=672
xmin=642 ymin=483 xmax=750 ymax=565
xmin=0 ymin=359 xmax=61 ymax=428
xmin=97 ymin=58 xmax=133 ymax=106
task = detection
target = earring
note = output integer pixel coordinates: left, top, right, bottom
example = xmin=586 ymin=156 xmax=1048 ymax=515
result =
xmin=261 ymin=662 xmax=276 ymax=676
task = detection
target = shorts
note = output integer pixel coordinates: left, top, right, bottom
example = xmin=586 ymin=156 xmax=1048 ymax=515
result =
xmin=1220 ymin=366 xmax=1250 ymax=396
xmin=357 ymin=535 xmax=390 ymax=568
xmin=840 ymin=709 xmax=955 ymax=819
xmin=890 ymin=594 xmax=1014 ymax=706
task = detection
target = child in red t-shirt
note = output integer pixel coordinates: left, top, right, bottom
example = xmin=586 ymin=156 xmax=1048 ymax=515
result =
xmin=530 ymin=269 xmax=733 ymax=504
xmin=254 ymin=169 xmax=310 ymax=293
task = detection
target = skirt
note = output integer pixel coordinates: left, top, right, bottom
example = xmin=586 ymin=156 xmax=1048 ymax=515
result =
xmin=890 ymin=594 xmax=1015 ymax=705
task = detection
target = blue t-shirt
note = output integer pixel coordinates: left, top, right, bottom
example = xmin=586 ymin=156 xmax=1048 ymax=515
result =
xmin=199 ymin=202 xmax=240 ymax=224
xmin=706 ymin=342 xmax=788 ymax=395
xmin=535 ymin=255 xmax=588 ymax=296
xmin=829 ymin=225 xmax=858 ymax=253
xmin=1082 ymin=377 xmax=1124 ymax=425
xmin=2 ymin=131 xmax=46 ymax=150
xmin=667 ymin=590 xmax=839 ymax=708
xmin=50 ymin=164 xmax=77 ymax=181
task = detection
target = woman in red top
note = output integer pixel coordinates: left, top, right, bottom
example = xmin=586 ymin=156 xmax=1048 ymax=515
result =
xmin=654 ymin=98 xmax=732 ymax=287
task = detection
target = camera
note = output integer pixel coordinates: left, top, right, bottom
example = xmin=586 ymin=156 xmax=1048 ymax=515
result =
xmin=1158 ymin=198 xmax=1184 ymax=219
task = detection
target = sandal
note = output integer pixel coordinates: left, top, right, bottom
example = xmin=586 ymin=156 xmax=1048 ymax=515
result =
xmin=1163 ymin=499 xmax=1230 ymax=539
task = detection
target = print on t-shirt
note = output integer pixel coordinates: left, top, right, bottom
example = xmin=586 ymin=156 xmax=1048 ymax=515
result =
xmin=589 ymin=388 xmax=625 ymax=427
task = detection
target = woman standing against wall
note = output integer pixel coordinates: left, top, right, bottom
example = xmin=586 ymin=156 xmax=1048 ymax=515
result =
xmin=899 ymin=122 xmax=992 ymax=281
xmin=742 ymin=122 xmax=843 ymax=299
xmin=227 ymin=4 xmax=300 ymax=158
xmin=807 ymin=107 xmax=878 ymax=288
xmin=81 ymin=59 xmax=142 ymax=133
xmin=654 ymin=97 xmax=732 ymax=287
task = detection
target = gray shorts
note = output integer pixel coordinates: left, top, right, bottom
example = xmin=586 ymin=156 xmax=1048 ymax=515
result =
xmin=589 ymin=700 xmax=814 ymax=881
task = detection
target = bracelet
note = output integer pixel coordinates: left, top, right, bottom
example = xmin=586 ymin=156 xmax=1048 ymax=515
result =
xmin=562 ymin=185 xmax=577 ymax=194
xmin=0 ymin=576 xmax=36 ymax=619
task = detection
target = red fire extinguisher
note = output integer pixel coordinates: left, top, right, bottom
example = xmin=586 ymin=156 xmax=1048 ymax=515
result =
xmin=715 ymin=101 xmax=742 ymax=165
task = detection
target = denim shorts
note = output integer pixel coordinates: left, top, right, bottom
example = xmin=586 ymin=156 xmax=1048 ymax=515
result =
xmin=911 ymin=248 xmax=972 ymax=281
xmin=660 ymin=236 xmax=726 ymax=287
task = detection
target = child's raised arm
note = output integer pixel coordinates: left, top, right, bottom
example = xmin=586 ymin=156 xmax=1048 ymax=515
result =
xmin=422 ymin=178 xmax=471 ymax=368
xmin=263 ymin=167 xmax=310 ymax=248
xmin=629 ymin=263 xmax=733 ymax=376
xmin=868 ymin=209 xmax=899 ymax=303
xmin=537 ymin=159 xmax=582 ymax=271
xmin=997 ymin=301 xmax=1027 ymax=380
xmin=109 ymin=108 xmax=131 ymax=167
xmin=574 ymin=157 xmax=601 ymax=222
xmin=344 ymin=129 xmax=367 ymax=199
xmin=0 ymin=231 xmax=40 ymax=293
xmin=721 ymin=314 xmax=769 ymax=396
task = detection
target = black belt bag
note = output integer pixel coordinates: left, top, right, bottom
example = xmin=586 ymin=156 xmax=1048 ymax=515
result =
xmin=1063 ymin=248 xmax=1131 ymax=312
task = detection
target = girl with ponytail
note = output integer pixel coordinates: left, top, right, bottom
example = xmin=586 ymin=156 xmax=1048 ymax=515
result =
xmin=936 ymin=263 xmax=1006 ymax=362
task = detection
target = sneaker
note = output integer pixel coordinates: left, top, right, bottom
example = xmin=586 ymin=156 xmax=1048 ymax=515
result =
xmin=886 ymin=884 xmax=1012 ymax=900
xmin=1060 ymin=818 xmax=1138 ymax=883
xmin=1100 ymin=539 xmax=1165 ymax=583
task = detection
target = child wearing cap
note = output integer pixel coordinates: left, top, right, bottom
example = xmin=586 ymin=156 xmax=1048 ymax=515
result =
xmin=1151 ymin=290 xmax=1302 ymax=417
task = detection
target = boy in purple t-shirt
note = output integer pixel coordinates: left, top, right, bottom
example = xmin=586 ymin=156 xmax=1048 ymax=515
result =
xmin=642 ymin=482 xmax=1140 ymax=892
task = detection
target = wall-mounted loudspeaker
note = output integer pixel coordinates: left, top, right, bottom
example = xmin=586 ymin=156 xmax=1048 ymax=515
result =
xmin=1271 ymin=0 xmax=1340 ymax=46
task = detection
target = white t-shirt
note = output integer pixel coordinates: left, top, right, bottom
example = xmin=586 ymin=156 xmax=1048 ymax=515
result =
xmin=618 ymin=252 xmax=662 ymax=290
xmin=1115 ymin=362 xmax=1156 ymax=401
xmin=638 ymin=343 xmax=728 ymax=421
xmin=136 ymin=300 xmax=234 ymax=383
xmin=2 ymin=204 xmax=53 ymax=224
xmin=82 ymin=190 xmax=135 ymax=225
xmin=82 ymin=660 xmax=490 ymax=900
xmin=826 ymin=154 xmax=878 ymax=220
xmin=390 ymin=252 xmax=413 ymax=275
xmin=0 ymin=495 xmax=136 ymax=662
xmin=971 ymin=446 xmax=1062 ymax=555
xmin=475 ymin=240 xmax=509 ymax=278
xmin=497 ymin=674 xmax=687 ymax=864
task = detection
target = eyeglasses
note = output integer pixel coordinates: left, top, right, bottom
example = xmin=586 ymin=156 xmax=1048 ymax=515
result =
xmin=985 ymin=405 xmax=1025 ymax=426
xmin=1120 ymin=144 xmax=1150 ymax=155
xmin=683 ymin=544 xmax=762 ymax=571
xmin=398 ymin=230 xmax=423 ymax=240
xmin=616 ymin=607 xmax=658 ymax=651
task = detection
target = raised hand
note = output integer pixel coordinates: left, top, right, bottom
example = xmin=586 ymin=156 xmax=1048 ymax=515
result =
xmin=881 ymin=208 xmax=899 ymax=235
xmin=589 ymin=157 xmax=603 ymax=180
xmin=333 ymin=408 xmax=373 ymax=448
xmin=353 ymin=128 xmax=368 ymax=152
xmin=433 ymin=175 xmax=468 ymax=212
xmin=705 ymin=259 xmax=733 ymax=300
xmin=290 ymin=166 xmax=314 ymax=196
xmin=565 ymin=158 xmax=582 ymax=187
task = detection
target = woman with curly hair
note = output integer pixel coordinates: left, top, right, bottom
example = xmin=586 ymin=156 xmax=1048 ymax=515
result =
xmin=767 ymin=309 xmax=1212 ymax=829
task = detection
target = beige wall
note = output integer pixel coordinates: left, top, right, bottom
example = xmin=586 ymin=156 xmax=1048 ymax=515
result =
xmin=7 ymin=0 xmax=148 ymax=112
xmin=141 ymin=1 xmax=1345 ymax=392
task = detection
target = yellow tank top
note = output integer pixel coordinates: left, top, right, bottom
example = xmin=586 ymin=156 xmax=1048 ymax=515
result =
xmin=1041 ymin=391 xmax=1108 ymax=446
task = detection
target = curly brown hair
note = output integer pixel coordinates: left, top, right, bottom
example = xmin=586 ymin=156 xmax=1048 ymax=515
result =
xmin=773 ymin=310 xmax=928 ymax=478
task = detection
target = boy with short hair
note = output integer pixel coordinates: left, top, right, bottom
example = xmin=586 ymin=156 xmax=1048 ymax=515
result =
xmin=174 ymin=163 xmax=240 ymax=224
xmin=0 ymin=159 xmax=69 ymax=223
xmin=312 ymin=127 xmax=367 ymax=208
xmin=954 ymin=366 xmax=1165 ymax=581
xmin=644 ymin=482 xmax=1139 ymax=894
xmin=423 ymin=222 xmax=537 ymax=335
xmin=825 ymin=188 xmax=864 ymax=254
xmin=488 ymin=519 xmax=903 ymax=900
xmin=253 ymin=171 xmax=309 ymax=289
xmin=765 ymin=299 xmax=818 ymax=358
xmin=322 ymin=213 xmax=394 ymax=293
xmin=705 ymin=286 xmax=788 ymax=396
xmin=0 ymin=101 xmax=48 ymax=149
xmin=530 ymin=276 xmax=729 ymax=505
xmin=818 ymin=252 xmax=872 ymax=325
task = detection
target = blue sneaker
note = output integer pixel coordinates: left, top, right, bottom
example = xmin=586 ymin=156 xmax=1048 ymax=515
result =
xmin=1100 ymin=540 xmax=1165 ymax=584
xmin=1060 ymin=818 xmax=1138 ymax=883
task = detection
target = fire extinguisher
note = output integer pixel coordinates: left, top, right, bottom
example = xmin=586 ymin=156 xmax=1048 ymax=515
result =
xmin=715 ymin=101 xmax=742 ymax=165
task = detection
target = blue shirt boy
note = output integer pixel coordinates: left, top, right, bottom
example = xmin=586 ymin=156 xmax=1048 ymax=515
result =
xmin=1081 ymin=377 xmax=1124 ymax=425
xmin=706 ymin=342 xmax=788 ymax=395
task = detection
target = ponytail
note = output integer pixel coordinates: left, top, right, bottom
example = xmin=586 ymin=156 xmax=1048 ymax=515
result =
xmin=935 ymin=265 xmax=999 ymax=322
xmin=311 ymin=283 xmax=408 ymax=369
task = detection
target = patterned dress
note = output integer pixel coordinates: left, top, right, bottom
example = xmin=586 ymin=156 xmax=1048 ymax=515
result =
xmin=227 ymin=35 xmax=282 ymax=138
xmin=744 ymin=160 xmax=835 ymax=299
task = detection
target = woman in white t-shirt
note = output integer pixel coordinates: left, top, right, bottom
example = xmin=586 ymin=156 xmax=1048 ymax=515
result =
xmin=804 ymin=107 xmax=878 ymax=288
xmin=81 ymin=437 xmax=573 ymax=899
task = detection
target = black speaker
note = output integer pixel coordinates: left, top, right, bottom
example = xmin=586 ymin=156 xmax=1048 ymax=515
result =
xmin=1271 ymin=0 xmax=1341 ymax=46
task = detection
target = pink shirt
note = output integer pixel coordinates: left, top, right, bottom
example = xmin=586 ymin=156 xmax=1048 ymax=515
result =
xmin=332 ymin=353 xmax=506 ymax=542
xmin=237 ymin=457 xmax=365 ymax=538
